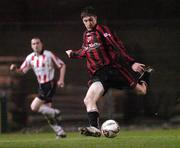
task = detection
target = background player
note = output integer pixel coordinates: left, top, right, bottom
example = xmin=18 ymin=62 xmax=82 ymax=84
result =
xmin=10 ymin=37 xmax=66 ymax=139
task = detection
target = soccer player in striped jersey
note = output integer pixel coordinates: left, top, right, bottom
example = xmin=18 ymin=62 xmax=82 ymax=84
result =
xmin=10 ymin=37 xmax=66 ymax=139
xmin=66 ymin=7 xmax=153 ymax=137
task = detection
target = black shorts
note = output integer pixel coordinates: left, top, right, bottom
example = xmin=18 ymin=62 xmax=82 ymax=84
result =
xmin=90 ymin=66 xmax=138 ymax=94
xmin=38 ymin=80 xmax=57 ymax=103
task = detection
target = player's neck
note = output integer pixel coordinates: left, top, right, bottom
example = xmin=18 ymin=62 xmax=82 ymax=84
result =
xmin=35 ymin=49 xmax=44 ymax=56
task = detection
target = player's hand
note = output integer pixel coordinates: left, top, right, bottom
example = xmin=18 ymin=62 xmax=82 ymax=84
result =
xmin=65 ymin=50 xmax=72 ymax=58
xmin=132 ymin=62 xmax=145 ymax=73
xmin=10 ymin=64 xmax=17 ymax=71
xmin=57 ymin=80 xmax=65 ymax=88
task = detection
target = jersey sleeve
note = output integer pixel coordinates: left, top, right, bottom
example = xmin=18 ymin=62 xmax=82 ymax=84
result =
xmin=50 ymin=51 xmax=65 ymax=68
xmin=70 ymin=48 xmax=86 ymax=59
xmin=100 ymin=25 xmax=136 ymax=65
xmin=20 ymin=56 xmax=31 ymax=73
xmin=113 ymin=33 xmax=135 ymax=65
xmin=69 ymin=31 xmax=86 ymax=59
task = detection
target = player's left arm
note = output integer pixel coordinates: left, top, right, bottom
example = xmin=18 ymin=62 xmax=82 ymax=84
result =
xmin=103 ymin=26 xmax=134 ymax=63
xmin=66 ymin=48 xmax=86 ymax=59
xmin=10 ymin=64 xmax=24 ymax=74
xmin=113 ymin=34 xmax=145 ymax=73
xmin=10 ymin=56 xmax=31 ymax=74
xmin=57 ymin=62 xmax=66 ymax=88
xmin=50 ymin=51 xmax=66 ymax=88
xmin=103 ymin=26 xmax=145 ymax=73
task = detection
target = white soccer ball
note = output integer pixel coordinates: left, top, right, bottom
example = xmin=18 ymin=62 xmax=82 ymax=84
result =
xmin=101 ymin=120 xmax=120 ymax=138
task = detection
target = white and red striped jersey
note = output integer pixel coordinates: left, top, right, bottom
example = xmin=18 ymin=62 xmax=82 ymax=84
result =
xmin=20 ymin=50 xmax=64 ymax=84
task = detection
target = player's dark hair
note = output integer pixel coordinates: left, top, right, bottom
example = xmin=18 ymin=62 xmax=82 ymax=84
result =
xmin=81 ymin=6 xmax=97 ymax=19
xmin=31 ymin=37 xmax=42 ymax=43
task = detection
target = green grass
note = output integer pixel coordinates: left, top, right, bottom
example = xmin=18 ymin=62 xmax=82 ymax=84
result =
xmin=0 ymin=129 xmax=180 ymax=148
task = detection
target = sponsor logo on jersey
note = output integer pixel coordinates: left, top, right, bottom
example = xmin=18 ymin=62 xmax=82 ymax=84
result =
xmin=83 ymin=42 xmax=101 ymax=52
xmin=104 ymin=33 xmax=111 ymax=37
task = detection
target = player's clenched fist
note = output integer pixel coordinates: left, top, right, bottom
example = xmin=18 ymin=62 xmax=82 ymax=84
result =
xmin=10 ymin=64 xmax=17 ymax=71
xmin=65 ymin=50 xmax=72 ymax=58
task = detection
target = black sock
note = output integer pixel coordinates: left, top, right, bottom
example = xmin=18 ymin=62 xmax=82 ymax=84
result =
xmin=87 ymin=111 xmax=99 ymax=128
xmin=139 ymin=72 xmax=150 ymax=85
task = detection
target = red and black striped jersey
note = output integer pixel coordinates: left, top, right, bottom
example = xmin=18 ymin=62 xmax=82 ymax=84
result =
xmin=70 ymin=24 xmax=135 ymax=76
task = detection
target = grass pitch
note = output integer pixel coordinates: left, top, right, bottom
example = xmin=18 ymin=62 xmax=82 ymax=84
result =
xmin=0 ymin=128 xmax=180 ymax=148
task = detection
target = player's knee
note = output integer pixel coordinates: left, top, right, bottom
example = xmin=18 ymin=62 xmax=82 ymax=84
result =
xmin=30 ymin=103 xmax=39 ymax=112
xmin=137 ymin=89 xmax=147 ymax=95
xmin=84 ymin=97 xmax=93 ymax=106
xmin=136 ymin=86 xmax=147 ymax=95
xmin=134 ymin=84 xmax=147 ymax=95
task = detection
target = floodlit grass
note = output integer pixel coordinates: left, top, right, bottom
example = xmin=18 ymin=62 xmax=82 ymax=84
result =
xmin=0 ymin=129 xmax=180 ymax=148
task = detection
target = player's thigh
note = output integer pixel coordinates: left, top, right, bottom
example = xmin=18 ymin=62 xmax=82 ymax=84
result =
xmin=85 ymin=81 xmax=105 ymax=102
xmin=45 ymin=102 xmax=52 ymax=107
xmin=31 ymin=97 xmax=45 ymax=111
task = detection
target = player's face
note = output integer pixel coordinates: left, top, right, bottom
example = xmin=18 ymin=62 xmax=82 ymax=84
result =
xmin=31 ymin=38 xmax=43 ymax=53
xmin=82 ymin=16 xmax=97 ymax=31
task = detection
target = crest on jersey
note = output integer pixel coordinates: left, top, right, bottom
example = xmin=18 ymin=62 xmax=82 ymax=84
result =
xmin=104 ymin=33 xmax=111 ymax=37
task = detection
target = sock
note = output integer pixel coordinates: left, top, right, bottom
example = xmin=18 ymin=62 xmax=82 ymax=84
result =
xmin=87 ymin=111 xmax=100 ymax=128
xmin=38 ymin=105 xmax=63 ymax=136
xmin=43 ymin=114 xmax=63 ymax=135
xmin=139 ymin=72 xmax=150 ymax=86
xmin=38 ymin=104 xmax=56 ymax=118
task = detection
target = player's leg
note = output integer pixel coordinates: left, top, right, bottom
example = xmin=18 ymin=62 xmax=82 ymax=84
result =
xmin=84 ymin=81 xmax=104 ymax=128
xmin=80 ymin=81 xmax=104 ymax=137
xmin=31 ymin=97 xmax=60 ymax=118
xmin=31 ymin=98 xmax=66 ymax=139
xmin=33 ymin=80 xmax=66 ymax=138
xmin=44 ymin=103 xmax=66 ymax=139
xmin=134 ymin=66 xmax=154 ymax=95
xmin=134 ymin=82 xmax=147 ymax=95
xmin=30 ymin=97 xmax=44 ymax=112
xmin=138 ymin=66 xmax=154 ymax=86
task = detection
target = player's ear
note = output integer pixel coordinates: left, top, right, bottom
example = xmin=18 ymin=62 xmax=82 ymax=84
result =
xmin=94 ymin=16 xmax=97 ymax=20
xmin=94 ymin=16 xmax=98 ymax=23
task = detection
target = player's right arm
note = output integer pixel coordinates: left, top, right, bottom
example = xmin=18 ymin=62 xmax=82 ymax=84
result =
xmin=10 ymin=55 xmax=31 ymax=74
xmin=66 ymin=48 xmax=86 ymax=59
xmin=66 ymin=50 xmax=72 ymax=58
xmin=10 ymin=64 xmax=24 ymax=74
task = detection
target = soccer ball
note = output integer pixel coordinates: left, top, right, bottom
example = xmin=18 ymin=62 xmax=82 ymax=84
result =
xmin=101 ymin=120 xmax=120 ymax=138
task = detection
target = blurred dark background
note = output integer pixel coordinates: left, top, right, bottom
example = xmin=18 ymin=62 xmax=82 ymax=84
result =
xmin=0 ymin=0 xmax=180 ymax=131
